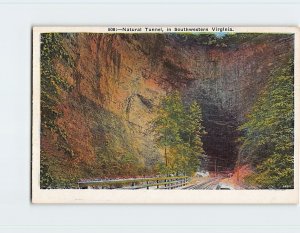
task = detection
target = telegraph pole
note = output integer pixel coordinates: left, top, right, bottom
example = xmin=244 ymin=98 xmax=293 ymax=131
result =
xmin=236 ymin=152 xmax=240 ymax=183
xmin=214 ymin=158 xmax=217 ymax=177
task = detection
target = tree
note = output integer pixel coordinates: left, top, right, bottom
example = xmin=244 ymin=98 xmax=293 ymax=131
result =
xmin=152 ymin=91 xmax=184 ymax=168
xmin=185 ymin=101 xmax=207 ymax=174
xmin=152 ymin=91 xmax=206 ymax=176
xmin=239 ymin=60 xmax=294 ymax=189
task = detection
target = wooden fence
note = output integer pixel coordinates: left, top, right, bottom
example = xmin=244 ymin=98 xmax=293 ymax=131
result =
xmin=78 ymin=176 xmax=190 ymax=190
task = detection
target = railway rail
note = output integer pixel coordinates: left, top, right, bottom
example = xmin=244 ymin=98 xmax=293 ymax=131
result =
xmin=182 ymin=176 xmax=234 ymax=190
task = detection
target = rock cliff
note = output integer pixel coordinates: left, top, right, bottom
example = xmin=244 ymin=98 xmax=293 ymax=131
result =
xmin=40 ymin=33 xmax=294 ymax=183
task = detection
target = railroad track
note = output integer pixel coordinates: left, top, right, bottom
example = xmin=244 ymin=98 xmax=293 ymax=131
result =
xmin=182 ymin=178 xmax=221 ymax=190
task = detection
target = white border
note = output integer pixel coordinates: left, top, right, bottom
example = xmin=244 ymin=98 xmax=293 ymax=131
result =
xmin=32 ymin=26 xmax=299 ymax=204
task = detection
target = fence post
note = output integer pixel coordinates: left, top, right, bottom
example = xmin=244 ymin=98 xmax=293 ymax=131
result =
xmin=157 ymin=180 xmax=159 ymax=189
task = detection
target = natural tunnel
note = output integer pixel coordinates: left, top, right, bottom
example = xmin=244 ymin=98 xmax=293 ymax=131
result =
xmin=40 ymin=32 xmax=294 ymax=186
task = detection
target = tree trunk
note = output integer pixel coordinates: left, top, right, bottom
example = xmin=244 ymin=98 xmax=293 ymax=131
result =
xmin=164 ymin=127 xmax=167 ymax=167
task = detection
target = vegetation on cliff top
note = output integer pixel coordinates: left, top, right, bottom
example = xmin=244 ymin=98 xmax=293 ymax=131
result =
xmin=176 ymin=33 xmax=281 ymax=48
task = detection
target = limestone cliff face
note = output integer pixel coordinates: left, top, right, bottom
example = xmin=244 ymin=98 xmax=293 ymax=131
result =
xmin=42 ymin=33 xmax=293 ymax=179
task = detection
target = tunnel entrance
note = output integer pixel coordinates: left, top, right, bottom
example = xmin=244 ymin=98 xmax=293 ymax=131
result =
xmin=183 ymin=78 xmax=242 ymax=173
xmin=200 ymin=104 xmax=239 ymax=172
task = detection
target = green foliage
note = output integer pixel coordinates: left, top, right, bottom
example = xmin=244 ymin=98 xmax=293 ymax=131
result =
xmin=40 ymin=151 xmax=80 ymax=189
xmin=245 ymin=154 xmax=294 ymax=189
xmin=96 ymin=149 xmax=142 ymax=178
xmin=41 ymin=33 xmax=74 ymax=132
xmin=152 ymin=92 xmax=184 ymax=150
xmin=177 ymin=33 xmax=263 ymax=47
xmin=40 ymin=152 xmax=53 ymax=189
xmin=77 ymin=98 xmax=144 ymax=178
xmin=239 ymin=60 xmax=294 ymax=189
xmin=152 ymin=91 xmax=206 ymax=176
xmin=40 ymin=33 xmax=76 ymax=188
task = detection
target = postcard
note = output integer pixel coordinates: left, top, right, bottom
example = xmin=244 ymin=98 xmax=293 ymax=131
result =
xmin=32 ymin=27 xmax=299 ymax=203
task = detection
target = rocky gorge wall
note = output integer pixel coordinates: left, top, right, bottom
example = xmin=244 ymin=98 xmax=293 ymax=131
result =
xmin=41 ymin=33 xmax=294 ymax=183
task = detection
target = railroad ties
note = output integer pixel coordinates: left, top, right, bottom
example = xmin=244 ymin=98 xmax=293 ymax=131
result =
xmin=182 ymin=178 xmax=221 ymax=190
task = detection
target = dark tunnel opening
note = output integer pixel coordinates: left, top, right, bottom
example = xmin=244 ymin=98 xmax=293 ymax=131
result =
xmin=183 ymin=80 xmax=242 ymax=174
xmin=200 ymin=103 xmax=240 ymax=173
